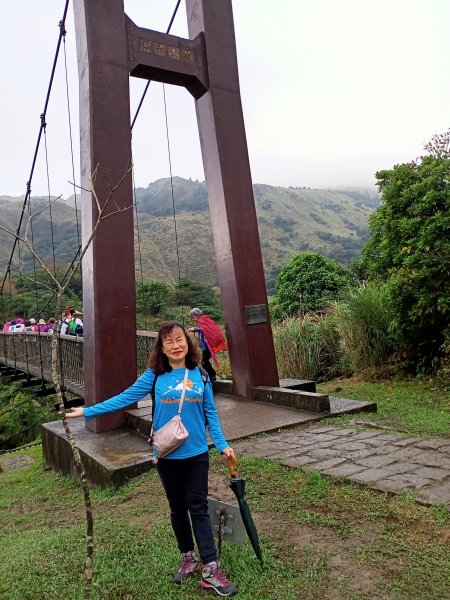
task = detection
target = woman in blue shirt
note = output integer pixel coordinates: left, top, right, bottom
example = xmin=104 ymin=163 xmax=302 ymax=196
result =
xmin=67 ymin=321 xmax=237 ymax=596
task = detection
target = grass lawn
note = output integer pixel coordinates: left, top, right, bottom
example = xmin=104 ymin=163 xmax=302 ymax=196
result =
xmin=1 ymin=440 xmax=449 ymax=600
xmin=317 ymin=377 xmax=450 ymax=438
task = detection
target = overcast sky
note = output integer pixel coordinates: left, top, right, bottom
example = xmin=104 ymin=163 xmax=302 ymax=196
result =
xmin=1 ymin=0 xmax=449 ymax=198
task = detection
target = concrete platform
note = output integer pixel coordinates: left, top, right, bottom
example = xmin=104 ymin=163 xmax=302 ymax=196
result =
xmin=42 ymin=393 xmax=376 ymax=488
xmin=42 ymin=419 xmax=152 ymax=488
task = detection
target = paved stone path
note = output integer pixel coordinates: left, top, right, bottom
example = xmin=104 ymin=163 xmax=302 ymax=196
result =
xmin=233 ymin=425 xmax=450 ymax=509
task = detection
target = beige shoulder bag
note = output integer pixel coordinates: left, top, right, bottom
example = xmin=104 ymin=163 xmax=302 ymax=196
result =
xmin=151 ymin=368 xmax=189 ymax=462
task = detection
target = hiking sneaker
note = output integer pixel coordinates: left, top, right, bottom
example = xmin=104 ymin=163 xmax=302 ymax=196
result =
xmin=173 ymin=550 xmax=200 ymax=584
xmin=200 ymin=561 xmax=237 ymax=596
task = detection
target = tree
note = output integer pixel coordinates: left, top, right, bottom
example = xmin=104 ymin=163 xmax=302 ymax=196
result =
xmin=275 ymin=252 xmax=353 ymax=316
xmin=0 ymin=163 xmax=133 ymax=598
xmin=361 ymin=130 xmax=450 ymax=371
xmin=136 ymin=281 xmax=173 ymax=318
xmin=173 ymin=277 xmax=223 ymax=322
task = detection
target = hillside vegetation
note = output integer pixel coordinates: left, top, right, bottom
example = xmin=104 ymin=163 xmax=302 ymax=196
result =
xmin=0 ymin=179 xmax=377 ymax=289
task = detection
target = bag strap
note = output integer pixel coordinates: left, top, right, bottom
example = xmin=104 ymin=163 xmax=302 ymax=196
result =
xmin=150 ymin=368 xmax=189 ymax=440
xmin=177 ymin=368 xmax=189 ymax=415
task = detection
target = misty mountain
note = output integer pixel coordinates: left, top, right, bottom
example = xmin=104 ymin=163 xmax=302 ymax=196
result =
xmin=0 ymin=178 xmax=379 ymax=292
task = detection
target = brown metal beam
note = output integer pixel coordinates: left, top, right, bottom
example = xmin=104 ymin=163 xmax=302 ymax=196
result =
xmin=74 ymin=0 xmax=137 ymax=432
xmin=186 ymin=0 xmax=279 ymax=396
xmin=126 ymin=17 xmax=208 ymax=99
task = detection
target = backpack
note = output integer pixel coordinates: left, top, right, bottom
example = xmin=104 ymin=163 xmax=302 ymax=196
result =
xmin=197 ymin=315 xmax=227 ymax=352
xmin=151 ymin=366 xmax=210 ymax=426
xmin=67 ymin=318 xmax=83 ymax=336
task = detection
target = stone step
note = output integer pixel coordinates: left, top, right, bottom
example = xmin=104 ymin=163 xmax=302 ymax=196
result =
xmin=280 ymin=378 xmax=316 ymax=393
xmin=213 ymin=378 xmax=317 ymax=395
xmin=252 ymin=386 xmax=330 ymax=413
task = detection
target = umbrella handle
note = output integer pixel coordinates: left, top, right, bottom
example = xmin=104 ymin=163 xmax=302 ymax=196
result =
xmin=225 ymin=450 xmax=239 ymax=477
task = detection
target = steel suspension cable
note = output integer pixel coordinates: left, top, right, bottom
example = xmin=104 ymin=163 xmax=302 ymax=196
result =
xmin=0 ymin=0 xmax=71 ymax=294
xmin=131 ymin=167 xmax=149 ymax=330
xmin=130 ymin=0 xmax=182 ymax=328
xmin=62 ymin=21 xmax=81 ymax=249
xmin=25 ymin=177 xmax=41 ymax=319
xmin=43 ymin=117 xmax=58 ymax=276
xmin=162 ymin=84 xmax=185 ymax=325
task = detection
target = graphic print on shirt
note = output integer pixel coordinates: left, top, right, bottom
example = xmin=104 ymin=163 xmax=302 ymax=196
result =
xmin=160 ymin=374 xmax=203 ymax=403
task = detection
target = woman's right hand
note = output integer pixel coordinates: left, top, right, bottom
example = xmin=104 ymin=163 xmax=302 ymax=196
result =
xmin=66 ymin=406 xmax=84 ymax=418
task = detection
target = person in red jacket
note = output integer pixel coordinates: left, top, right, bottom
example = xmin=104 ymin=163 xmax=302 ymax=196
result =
xmin=188 ymin=308 xmax=227 ymax=382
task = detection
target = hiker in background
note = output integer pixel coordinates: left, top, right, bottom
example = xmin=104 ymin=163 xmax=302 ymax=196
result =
xmin=61 ymin=307 xmax=84 ymax=337
xmin=44 ymin=317 xmax=56 ymax=333
xmin=37 ymin=318 xmax=47 ymax=333
xmin=24 ymin=319 xmax=35 ymax=332
xmin=8 ymin=320 xmax=25 ymax=333
xmin=188 ymin=308 xmax=228 ymax=383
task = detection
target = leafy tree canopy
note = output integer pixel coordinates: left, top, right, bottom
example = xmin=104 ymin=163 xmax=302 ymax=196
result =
xmin=137 ymin=281 xmax=173 ymax=318
xmin=361 ymin=130 xmax=450 ymax=370
xmin=174 ymin=277 xmax=223 ymax=322
xmin=275 ymin=252 xmax=353 ymax=316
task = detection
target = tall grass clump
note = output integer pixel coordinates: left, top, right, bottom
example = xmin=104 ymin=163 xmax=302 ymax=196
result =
xmin=331 ymin=283 xmax=398 ymax=372
xmin=273 ymin=313 xmax=342 ymax=381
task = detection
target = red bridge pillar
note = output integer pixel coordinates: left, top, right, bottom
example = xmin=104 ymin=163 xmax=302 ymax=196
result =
xmin=186 ymin=0 xmax=279 ymax=396
xmin=74 ymin=0 xmax=137 ymax=432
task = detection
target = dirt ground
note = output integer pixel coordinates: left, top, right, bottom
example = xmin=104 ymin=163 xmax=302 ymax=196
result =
xmin=207 ymin=471 xmax=385 ymax=599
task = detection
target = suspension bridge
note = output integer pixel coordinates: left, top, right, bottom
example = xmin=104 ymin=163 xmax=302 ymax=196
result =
xmin=0 ymin=0 xmax=375 ymax=483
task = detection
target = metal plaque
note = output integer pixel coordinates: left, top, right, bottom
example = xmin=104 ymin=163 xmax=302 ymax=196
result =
xmin=245 ymin=304 xmax=269 ymax=325
xmin=208 ymin=498 xmax=245 ymax=545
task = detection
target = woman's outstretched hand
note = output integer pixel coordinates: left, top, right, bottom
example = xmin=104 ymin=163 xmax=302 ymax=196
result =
xmin=66 ymin=406 xmax=84 ymax=418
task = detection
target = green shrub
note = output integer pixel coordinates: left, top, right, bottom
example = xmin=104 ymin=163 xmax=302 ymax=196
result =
xmin=273 ymin=313 xmax=342 ymax=381
xmin=0 ymin=382 xmax=57 ymax=450
xmin=331 ymin=283 xmax=398 ymax=372
xmin=275 ymin=252 xmax=354 ymax=316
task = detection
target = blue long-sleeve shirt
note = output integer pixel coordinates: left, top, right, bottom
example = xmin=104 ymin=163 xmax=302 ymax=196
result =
xmin=83 ymin=367 xmax=228 ymax=459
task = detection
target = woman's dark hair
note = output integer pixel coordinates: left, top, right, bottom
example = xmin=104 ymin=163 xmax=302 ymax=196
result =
xmin=148 ymin=321 xmax=199 ymax=374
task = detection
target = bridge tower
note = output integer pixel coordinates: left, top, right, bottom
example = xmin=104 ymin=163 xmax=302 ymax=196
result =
xmin=74 ymin=0 xmax=279 ymax=432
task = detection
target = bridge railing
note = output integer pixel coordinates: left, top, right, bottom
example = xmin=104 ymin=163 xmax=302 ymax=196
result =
xmin=0 ymin=331 xmax=157 ymax=397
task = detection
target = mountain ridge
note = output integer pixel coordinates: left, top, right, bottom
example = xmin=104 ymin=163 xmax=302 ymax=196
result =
xmin=0 ymin=177 xmax=378 ymax=291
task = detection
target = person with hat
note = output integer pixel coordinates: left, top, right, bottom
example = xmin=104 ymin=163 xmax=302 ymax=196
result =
xmin=29 ymin=318 xmax=38 ymax=332
xmin=37 ymin=319 xmax=47 ymax=333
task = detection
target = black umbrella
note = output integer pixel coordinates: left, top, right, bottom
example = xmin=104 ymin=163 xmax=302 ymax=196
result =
xmin=226 ymin=452 xmax=263 ymax=564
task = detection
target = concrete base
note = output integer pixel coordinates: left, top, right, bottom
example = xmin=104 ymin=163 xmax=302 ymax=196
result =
xmin=42 ymin=393 xmax=376 ymax=488
xmin=42 ymin=419 xmax=153 ymax=488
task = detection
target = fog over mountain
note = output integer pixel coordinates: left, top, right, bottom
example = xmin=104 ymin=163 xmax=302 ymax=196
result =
xmin=0 ymin=178 xmax=379 ymax=292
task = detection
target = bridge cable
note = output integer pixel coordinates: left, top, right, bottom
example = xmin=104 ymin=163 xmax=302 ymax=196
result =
xmin=61 ymin=19 xmax=81 ymax=250
xmin=0 ymin=0 xmax=71 ymax=294
xmin=0 ymin=405 xmax=56 ymax=455
xmin=130 ymin=0 xmax=182 ymax=328
xmin=131 ymin=169 xmax=149 ymax=330
xmin=42 ymin=116 xmax=58 ymax=277
xmin=162 ymin=83 xmax=185 ymax=325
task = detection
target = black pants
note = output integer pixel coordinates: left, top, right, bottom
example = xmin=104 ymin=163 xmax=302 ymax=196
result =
xmin=157 ymin=451 xmax=217 ymax=564
xmin=202 ymin=348 xmax=217 ymax=381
